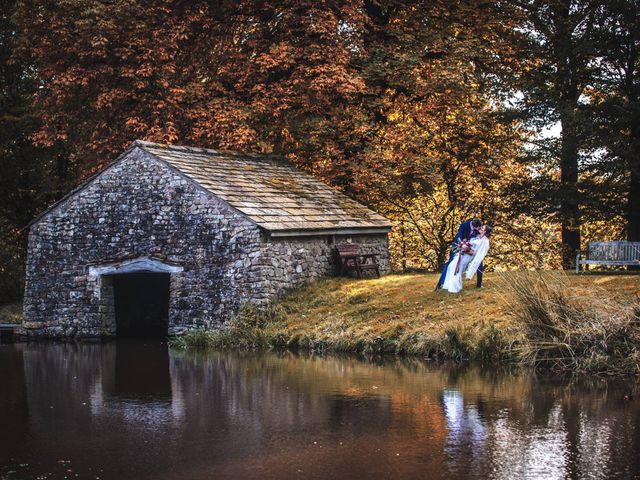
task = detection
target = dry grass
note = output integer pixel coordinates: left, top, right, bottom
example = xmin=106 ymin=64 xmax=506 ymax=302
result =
xmin=173 ymin=272 xmax=639 ymax=368
xmin=274 ymin=273 xmax=512 ymax=358
xmin=504 ymin=272 xmax=640 ymax=374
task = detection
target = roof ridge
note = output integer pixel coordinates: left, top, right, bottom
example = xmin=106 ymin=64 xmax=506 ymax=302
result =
xmin=27 ymin=141 xmax=392 ymax=235
xmin=132 ymin=140 xmax=392 ymax=235
xmin=132 ymin=139 xmax=282 ymax=161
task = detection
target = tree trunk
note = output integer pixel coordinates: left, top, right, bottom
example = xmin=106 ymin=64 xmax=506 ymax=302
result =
xmin=627 ymin=159 xmax=640 ymax=241
xmin=400 ymin=221 xmax=408 ymax=271
xmin=627 ymin=153 xmax=640 ymax=271
xmin=436 ymin=243 xmax=449 ymax=271
xmin=627 ymin=116 xmax=640 ymax=241
xmin=555 ymin=0 xmax=581 ymax=270
xmin=559 ymin=108 xmax=581 ymax=269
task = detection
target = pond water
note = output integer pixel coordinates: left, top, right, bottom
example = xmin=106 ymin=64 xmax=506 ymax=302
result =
xmin=1 ymin=340 xmax=639 ymax=480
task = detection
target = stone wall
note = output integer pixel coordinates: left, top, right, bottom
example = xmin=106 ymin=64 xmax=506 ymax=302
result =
xmin=255 ymin=233 xmax=389 ymax=303
xmin=22 ymin=147 xmax=390 ymax=338
xmin=22 ymin=148 xmax=263 ymax=338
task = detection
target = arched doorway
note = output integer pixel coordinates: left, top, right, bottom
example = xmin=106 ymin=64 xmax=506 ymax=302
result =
xmin=89 ymin=257 xmax=183 ymax=338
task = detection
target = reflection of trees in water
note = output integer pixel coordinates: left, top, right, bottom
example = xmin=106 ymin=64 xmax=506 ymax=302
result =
xmin=538 ymin=377 xmax=640 ymax=480
xmin=21 ymin=342 xmax=106 ymax=430
xmin=171 ymin=351 xmax=640 ymax=479
xmin=170 ymin=350 xmax=393 ymax=429
xmin=5 ymin=343 xmax=639 ymax=479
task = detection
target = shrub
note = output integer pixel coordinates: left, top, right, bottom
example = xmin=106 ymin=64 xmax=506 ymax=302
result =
xmin=0 ymin=302 xmax=22 ymax=324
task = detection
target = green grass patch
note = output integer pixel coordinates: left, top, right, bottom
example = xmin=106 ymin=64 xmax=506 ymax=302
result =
xmin=0 ymin=302 xmax=22 ymax=324
xmin=169 ymin=303 xmax=289 ymax=351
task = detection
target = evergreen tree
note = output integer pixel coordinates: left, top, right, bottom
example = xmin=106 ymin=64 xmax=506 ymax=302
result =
xmin=590 ymin=0 xmax=640 ymax=242
xmin=508 ymin=0 xmax=598 ymax=268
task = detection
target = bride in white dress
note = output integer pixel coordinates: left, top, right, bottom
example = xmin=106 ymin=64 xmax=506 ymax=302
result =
xmin=442 ymin=225 xmax=492 ymax=293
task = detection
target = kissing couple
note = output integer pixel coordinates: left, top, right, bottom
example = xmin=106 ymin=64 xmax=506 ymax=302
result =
xmin=435 ymin=219 xmax=493 ymax=294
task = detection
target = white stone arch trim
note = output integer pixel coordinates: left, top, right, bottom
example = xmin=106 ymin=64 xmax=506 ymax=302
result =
xmin=88 ymin=256 xmax=184 ymax=277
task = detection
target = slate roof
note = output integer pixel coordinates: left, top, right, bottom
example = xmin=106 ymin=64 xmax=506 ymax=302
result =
xmin=135 ymin=140 xmax=392 ymax=236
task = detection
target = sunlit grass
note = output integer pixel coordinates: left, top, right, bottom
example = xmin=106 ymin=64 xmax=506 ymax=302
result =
xmin=170 ymin=271 xmax=640 ymax=373
xmin=273 ymin=273 xmax=520 ymax=359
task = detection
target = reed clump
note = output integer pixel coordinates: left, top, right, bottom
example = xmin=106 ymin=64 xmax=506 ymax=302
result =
xmin=504 ymin=272 xmax=640 ymax=374
xmin=169 ymin=302 xmax=289 ymax=350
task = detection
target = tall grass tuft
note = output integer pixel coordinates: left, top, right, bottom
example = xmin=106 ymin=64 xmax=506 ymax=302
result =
xmin=503 ymin=272 xmax=640 ymax=374
xmin=169 ymin=328 xmax=217 ymax=350
xmin=169 ymin=302 xmax=288 ymax=351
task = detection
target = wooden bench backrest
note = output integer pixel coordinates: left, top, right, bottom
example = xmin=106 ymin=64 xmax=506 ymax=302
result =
xmin=336 ymin=243 xmax=360 ymax=256
xmin=587 ymin=241 xmax=640 ymax=261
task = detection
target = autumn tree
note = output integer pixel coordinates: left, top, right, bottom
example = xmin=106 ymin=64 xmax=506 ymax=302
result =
xmin=352 ymin=1 xmax=529 ymax=269
xmin=14 ymin=0 xmax=370 ymax=180
xmin=7 ymin=0 xmax=633 ymax=283
xmin=12 ymin=0 xmax=546 ymax=271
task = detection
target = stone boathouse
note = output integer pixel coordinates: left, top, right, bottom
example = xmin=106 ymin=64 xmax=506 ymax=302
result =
xmin=22 ymin=141 xmax=392 ymax=338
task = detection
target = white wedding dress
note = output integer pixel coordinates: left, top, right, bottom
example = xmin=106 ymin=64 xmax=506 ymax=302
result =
xmin=441 ymin=236 xmax=490 ymax=293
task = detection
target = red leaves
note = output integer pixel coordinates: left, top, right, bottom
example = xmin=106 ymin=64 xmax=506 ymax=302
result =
xmin=17 ymin=0 xmax=371 ymax=172
xmin=16 ymin=0 xmax=519 ymax=209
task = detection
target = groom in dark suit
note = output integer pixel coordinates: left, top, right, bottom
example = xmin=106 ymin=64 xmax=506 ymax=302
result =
xmin=435 ymin=218 xmax=483 ymax=291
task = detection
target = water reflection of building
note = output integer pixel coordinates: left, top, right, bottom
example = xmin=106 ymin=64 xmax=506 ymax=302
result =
xmin=12 ymin=343 xmax=397 ymax=479
xmin=90 ymin=340 xmax=180 ymax=429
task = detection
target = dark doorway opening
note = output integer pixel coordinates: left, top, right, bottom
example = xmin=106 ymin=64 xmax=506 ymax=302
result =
xmin=112 ymin=272 xmax=170 ymax=338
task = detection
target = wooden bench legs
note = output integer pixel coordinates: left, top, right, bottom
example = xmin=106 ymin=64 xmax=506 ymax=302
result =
xmin=335 ymin=245 xmax=381 ymax=279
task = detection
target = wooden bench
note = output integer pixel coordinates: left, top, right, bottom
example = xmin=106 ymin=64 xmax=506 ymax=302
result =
xmin=335 ymin=243 xmax=380 ymax=278
xmin=576 ymin=241 xmax=640 ymax=273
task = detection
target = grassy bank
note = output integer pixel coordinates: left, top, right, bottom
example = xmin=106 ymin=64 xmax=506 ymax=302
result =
xmin=0 ymin=302 xmax=22 ymax=324
xmin=171 ymin=272 xmax=640 ymax=374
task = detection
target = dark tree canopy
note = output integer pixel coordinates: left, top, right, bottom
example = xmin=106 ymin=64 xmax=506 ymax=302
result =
xmin=0 ymin=0 xmax=635 ymax=302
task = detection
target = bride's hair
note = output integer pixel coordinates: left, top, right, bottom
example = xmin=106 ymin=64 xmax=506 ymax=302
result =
xmin=484 ymin=225 xmax=494 ymax=237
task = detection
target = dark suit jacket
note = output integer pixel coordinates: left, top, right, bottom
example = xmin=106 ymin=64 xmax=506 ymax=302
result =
xmin=454 ymin=220 xmax=478 ymax=244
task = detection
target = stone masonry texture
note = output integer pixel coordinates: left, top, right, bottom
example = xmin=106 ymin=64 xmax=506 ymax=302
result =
xmin=22 ymin=146 xmax=389 ymax=338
